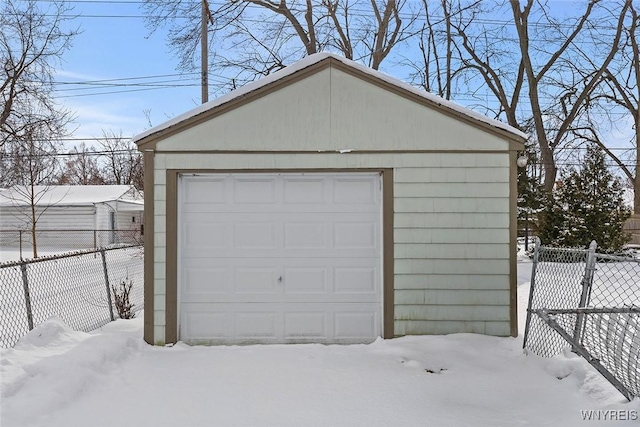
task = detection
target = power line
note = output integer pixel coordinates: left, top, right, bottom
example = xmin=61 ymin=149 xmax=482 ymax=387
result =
xmin=2 ymin=149 xmax=140 ymax=159
xmin=34 ymin=0 xmax=145 ymax=3
xmin=28 ymin=0 xmax=628 ymax=30
xmin=54 ymin=86 xmax=170 ymax=98
xmin=54 ymin=81 xmax=198 ymax=92
xmin=52 ymin=72 xmax=200 ymax=84
xmin=14 ymin=137 xmax=136 ymax=142
xmin=45 ymin=71 xmax=638 ymax=112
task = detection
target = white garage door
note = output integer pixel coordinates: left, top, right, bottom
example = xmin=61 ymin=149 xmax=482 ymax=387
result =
xmin=178 ymin=173 xmax=382 ymax=344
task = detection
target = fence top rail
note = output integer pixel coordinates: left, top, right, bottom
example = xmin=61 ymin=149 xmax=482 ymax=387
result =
xmin=0 ymin=244 xmax=142 ymax=268
xmin=0 ymin=229 xmax=140 ymax=232
xmin=532 ymin=307 xmax=640 ymax=315
xmin=595 ymin=252 xmax=640 ymax=263
xmin=538 ymin=246 xmax=590 ymax=254
xmin=538 ymin=244 xmax=640 ymax=263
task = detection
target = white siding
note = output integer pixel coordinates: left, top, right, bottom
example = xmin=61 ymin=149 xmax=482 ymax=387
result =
xmin=153 ymin=187 xmax=167 ymax=341
xmin=155 ymin=68 xmax=511 ymax=153
xmin=0 ymin=206 xmax=95 ymax=230
xmin=0 ymin=203 xmax=143 ymax=249
xmin=116 ymin=211 xmax=142 ymax=231
xmin=0 ymin=206 xmax=96 ymax=249
xmin=95 ymin=204 xmax=110 ymax=230
xmin=329 ymin=69 xmax=507 ymax=151
xmin=150 ymin=151 xmax=513 ymax=339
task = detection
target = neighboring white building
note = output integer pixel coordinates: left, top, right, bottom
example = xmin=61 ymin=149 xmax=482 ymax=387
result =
xmin=0 ymin=185 xmax=144 ymax=249
xmin=134 ymin=53 xmax=526 ymax=346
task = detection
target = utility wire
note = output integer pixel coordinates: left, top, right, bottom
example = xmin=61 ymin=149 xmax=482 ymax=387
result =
xmin=27 ymin=0 xmax=628 ymax=31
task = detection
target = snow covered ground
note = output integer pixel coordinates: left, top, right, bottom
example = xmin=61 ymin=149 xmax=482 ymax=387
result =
xmin=1 ymin=260 xmax=638 ymax=427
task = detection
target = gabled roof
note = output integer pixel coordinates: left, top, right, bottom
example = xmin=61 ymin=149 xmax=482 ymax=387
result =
xmin=0 ymin=185 xmax=143 ymax=207
xmin=133 ymin=53 xmax=527 ymax=148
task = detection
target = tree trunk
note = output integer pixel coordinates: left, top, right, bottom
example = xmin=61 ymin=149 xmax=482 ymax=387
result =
xmin=635 ymin=123 xmax=640 ymax=214
xmin=30 ymin=191 xmax=38 ymax=258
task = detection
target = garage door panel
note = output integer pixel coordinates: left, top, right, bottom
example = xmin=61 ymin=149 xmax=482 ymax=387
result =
xmin=181 ymin=294 xmax=381 ymax=304
xmin=284 ymin=312 xmax=326 ymax=338
xmin=235 ymin=312 xmax=278 ymax=339
xmin=334 ymin=222 xmax=377 ymax=248
xmin=333 ymin=176 xmax=379 ymax=204
xmin=182 ymin=177 xmax=226 ymax=205
xmin=183 ymin=267 xmax=230 ymax=295
xmin=283 ymin=176 xmax=327 ymax=204
xmin=181 ymin=260 xmax=380 ymax=302
xmin=205 ymin=212 xmax=379 ymax=221
xmin=334 ymin=311 xmax=378 ymax=340
xmin=179 ymin=173 xmax=382 ymax=344
xmin=182 ymin=257 xmax=379 ymax=268
xmin=181 ymin=303 xmax=381 ymax=344
xmin=233 ymin=176 xmax=277 ymax=204
xmin=283 ymin=222 xmax=326 ymax=249
xmin=181 ymin=204 xmax=380 ymax=214
xmin=234 ymin=222 xmax=278 ymax=249
xmin=182 ymin=221 xmax=227 ymax=249
xmin=234 ymin=267 xmax=278 ymax=294
xmin=181 ymin=311 xmax=230 ymax=340
xmin=334 ymin=267 xmax=378 ymax=294
xmin=181 ymin=215 xmax=380 ymax=255
xmin=181 ymin=248 xmax=381 ymax=259
xmin=282 ymin=267 xmax=327 ymax=294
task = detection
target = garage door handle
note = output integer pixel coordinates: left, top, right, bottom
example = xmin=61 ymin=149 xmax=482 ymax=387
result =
xmin=277 ymin=276 xmax=282 ymax=282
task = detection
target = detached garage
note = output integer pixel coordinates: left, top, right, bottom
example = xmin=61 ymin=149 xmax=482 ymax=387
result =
xmin=134 ymin=53 xmax=526 ymax=346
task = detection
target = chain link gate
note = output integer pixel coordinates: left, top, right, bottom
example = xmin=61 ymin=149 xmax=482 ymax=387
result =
xmin=523 ymin=238 xmax=640 ymax=401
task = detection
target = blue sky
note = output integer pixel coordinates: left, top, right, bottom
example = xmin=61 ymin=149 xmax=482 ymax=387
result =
xmin=54 ymin=1 xmax=203 ymax=142
xmin=50 ymin=0 xmax=635 ymax=155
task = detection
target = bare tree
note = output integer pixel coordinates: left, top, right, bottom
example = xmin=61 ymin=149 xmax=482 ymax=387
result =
xmin=1 ymin=0 xmax=78 ymax=149
xmin=401 ymin=0 xmax=481 ymax=99
xmin=443 ymin=0 xmax=630 ymax=192
xmin=323 ymin=0 xmax=418 ymax=69
xmin=574 ymin=2 xmax=640 ymax=211
xmin=513 ymin=0 xmax=630 ymax=191
xmin=0 ymin=116 xmax=64 ymax=258
xmin=99 ymin=130 xmax=144 ymax=190
xmin=57 ymin=142 xmax=105 ymax=186
xmin=143 ymin=0 xmax=418 ymax=94
xmin=1 ymin=0 xmax=75 ymax=256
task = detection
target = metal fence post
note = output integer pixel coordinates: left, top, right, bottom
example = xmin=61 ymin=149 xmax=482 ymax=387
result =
xmin=19 ymin=230 xmax=23 ymax=260
xmin=574 ymin=240 xmax=597 ymax=345
xmin=523 ymin=237 xmax=542 ymax=349
xmin=100 ymin=249 xmax=116 ymax=321
xmin=19 ymin=262 xmax=34 ymax=330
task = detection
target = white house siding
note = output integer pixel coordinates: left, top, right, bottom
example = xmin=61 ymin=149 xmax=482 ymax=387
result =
xmin=95 ymin=204 xmax=110 ymax=231
xmin=0 ymin=206 xmax=96 ymax=249
xmin=149 ymin=152 xmax=512 ymax=341
xmin=392 ymin=163 xmax=511 ymax=336
xmin=153 ymin=68 xmax=508 ymax=153
xmin=0 ymin=205 xmax=95 ymax=229
xmin=116 ymin=210 xmax=143 ymax=232
xmin=91 ymin=203 xmax=143 ymax=245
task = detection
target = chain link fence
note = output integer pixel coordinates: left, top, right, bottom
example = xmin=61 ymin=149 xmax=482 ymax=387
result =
xmin=0 ymin=229 xmax=143 ymax=260
xmin=0 ymin=245 xmax=144 ymax=348
xmin=524 ymin=238 xmax=640 ymax=401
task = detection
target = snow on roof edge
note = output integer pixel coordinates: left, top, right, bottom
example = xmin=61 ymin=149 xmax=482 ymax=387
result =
xmin=133 ymin=52 xmax=527 ymax=144
xmin=0 ymin=185 xmax=142 ymax=207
